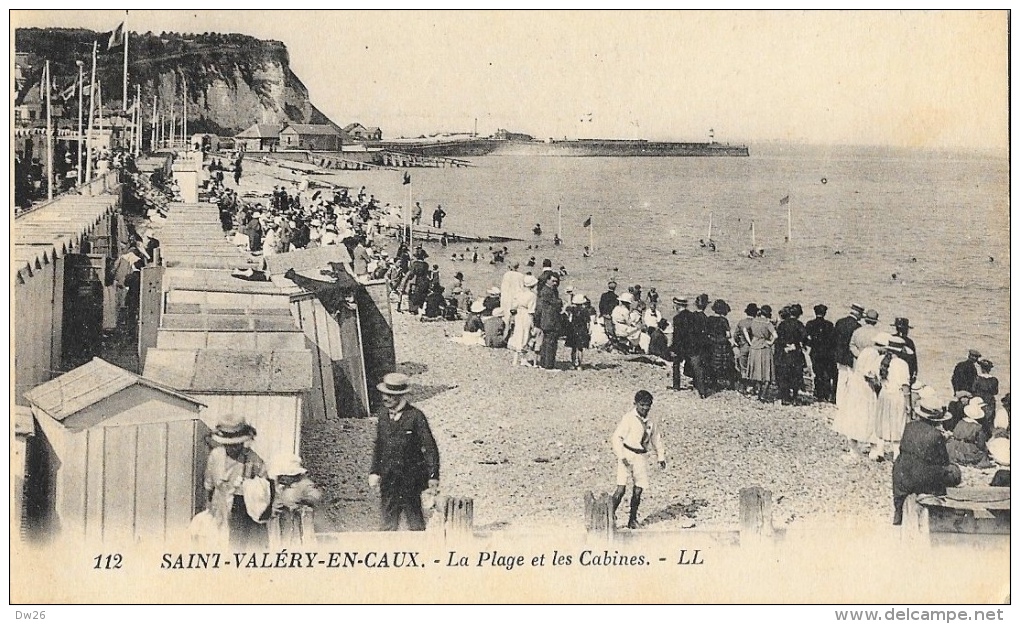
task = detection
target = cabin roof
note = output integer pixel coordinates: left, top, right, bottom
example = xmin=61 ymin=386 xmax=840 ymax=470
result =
xmin=13 ymin=195 xmax=119 ymax=283
xmin=143 ymin=349 xmax=314 ymax=393
xmin=236 ymin=123 xmax=282 ymax=139
xmin=23 ymin=358 xmax=205 ymax=421
xmin=281 ymin=124 xmax=340 ymax=136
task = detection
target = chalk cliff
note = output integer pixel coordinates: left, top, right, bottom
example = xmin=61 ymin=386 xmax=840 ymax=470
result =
xmin=15 ymin=28 xmax=335 ymax=135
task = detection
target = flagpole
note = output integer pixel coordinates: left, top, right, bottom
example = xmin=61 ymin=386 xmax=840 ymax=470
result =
xmin=85 ymin=41 xmax=97 ymax=182
xmin=408 ymin=180 xmax=413 ymax=250
xmin=169 ymin=90 xmax=175 ymax=151
xmin=45 ymin=61 xmax=53 ymax=200
xmin=122 ymin=18 xmax=129 ymax=113
xmin=76 ymin=60 xmax=84 ymax=185
xmin=97 ymin=81 xmax=104 ymax=134
xmin=182 ymin=76 xmax=188 ymax=150
xmin=151 ymin=94 xmax=157 ymax=152
xmin=134 ymin=84 xmax=141 ymax=156
xmin=787 ymin=202 xmax=792 ymax=243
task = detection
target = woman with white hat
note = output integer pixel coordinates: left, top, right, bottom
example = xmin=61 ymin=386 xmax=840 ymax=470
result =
xmin=874 ymin=335 xmax=912 ymax=460
xmin=839 ymin=332 xmax=890 ymax=459
xmin=508 ymin=274 xmax=539 ymax=366
xmin=946 ymin=401 xmax=992 ymax=466
xmin=892 ymin=397 xmax=961 ymax=525
xmin=564 ymin=294 xmax=593 ymax=370
xmin=268 ymin=453 xmax=323 ymax=545
xmin=203 ymin=413 xmax=270 ymax=549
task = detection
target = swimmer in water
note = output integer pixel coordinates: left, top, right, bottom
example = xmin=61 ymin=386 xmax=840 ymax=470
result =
xmin=891 ymin=273 xmax=897 ymax=280
xmin=989 ymin=256 xmax=995 ymax=263
xmin=671 ymin=249 xmax=678 ymax=255
xmin=533 ymin=223 xmax=542 ymax=236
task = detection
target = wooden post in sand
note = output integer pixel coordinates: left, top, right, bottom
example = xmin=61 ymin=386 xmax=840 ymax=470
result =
xmin=440 ymin=496 xmax=474 ymax=540
xmin=584 ymin=492 xmax=615 ymax=541
xmin=739 ymin=486 xmax=774 ymax=545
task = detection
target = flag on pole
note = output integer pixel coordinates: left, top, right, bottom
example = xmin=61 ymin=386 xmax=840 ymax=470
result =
xmin=402 ymin=171 xmax=411 ymax=185
xmin=582 ymin=216 xmax=592 ymax=227
xmin=779 ymin=195 xmax=790 ymax=206
xmin=104 ymin=22 xmax=125 ymax=51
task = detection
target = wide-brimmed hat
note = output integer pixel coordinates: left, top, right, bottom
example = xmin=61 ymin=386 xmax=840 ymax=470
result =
xmin=268 ymin=453 xmax=308 ymax=479
xmin=964 ymin=403 xmax=987 ymax=420
xmin=914 ymin=398 xmax=950 ymax=421
xmin=978 ymin=359 xmax=994 ymax=372
xmin=491 ymin=307 xmax=504 ymax=317
xmin=523 ymin=275 xmax=539 ymax=288
xmin=850 ymin=304 xmax=865 ymax=315
xmin=863 ymin=309 xmax=879 ymax=323
xmin=673 ymin=297 xmax=688 ymax=305
xmin=470 ymin=300 xmax=485 ymax=313
xmin=571 ymin=294 xmax=587 ymax=305
xmin=212 ymin=413 xmax=257 ymax=445
xmin=487 ymin=287 xmax=501 ymax=295
xmin=886 ymin=336 xmax=906 ymax=352
xmin=872 ymin=332 xmax=892 ymax=347
xmin=377 ymin=372 xmax=412 ymax=395
xmin=968 ymin=396 xmax=986 ymax=410
xmin=987 ymin=438 xmax=1010 ymax=467
xmin=618 ymin=292 xmax=635 ymax=304
xmin=607 ymin=280 xmax=617 ymax=289
xmin=893 ymin=317 xmax=913 ymax=329
xmin=968 ymin=348 xmax=982 ymax=358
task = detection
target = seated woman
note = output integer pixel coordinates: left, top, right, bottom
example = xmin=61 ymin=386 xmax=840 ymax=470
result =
xmin=268 ymin=454 xmax=322 ymax=546
xmin=450 ymin=300 xmax=486 ymax=345
xmin=892 ymin=397 xmax=962 ymax=525
xmin=482 ymin=307 xmax=508 ymax=349
xmin=947 ymin=402 xmax=992 ymax=467
xmin=421 ymin=284 xmax=447 ymax=321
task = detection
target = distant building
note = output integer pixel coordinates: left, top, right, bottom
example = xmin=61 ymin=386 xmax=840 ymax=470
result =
xmin=342 ymin=122 xmax=382 ymax=142
xmin=493 ymin=128 xmax=534 ymax=141
xmin=235 ymin=123 xmax=282 ymax=151
xmin=279 ymin=123 xmax=342 ymax=151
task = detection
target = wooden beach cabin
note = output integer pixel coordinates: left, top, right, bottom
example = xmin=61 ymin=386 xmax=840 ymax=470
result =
xmin=142 ymin=345 xmax=312 ymax=463
xmin=266 ymin=246 xmax=396 ymax=418
xmin=13 ymin=191 xmax=125 ymax=404
xmin=22 ymin=358 xmax=208 ymax=544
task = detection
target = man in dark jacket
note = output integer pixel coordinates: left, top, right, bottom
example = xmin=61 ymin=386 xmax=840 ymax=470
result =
xmin=598 ymin=281 xmax=619 ymax=319
xmin=805 ymin=304 xmax=837 ymax=403
xmin=535 ymin=273 xmax=564 ymax=369
xmin=833 ymin=303 xmax=864 ymax=408
xmin=893 ymin=317 xmax=918 ymax=383
xmin=687 ymin=294 xmax=711 ymax=398
xmin=951 ymin=349 xmax=981 ymax=394
xmin=370 ymin=373 xmax=440 ymax=531
xmin=669 ymin=297 xmax=693 ymax=390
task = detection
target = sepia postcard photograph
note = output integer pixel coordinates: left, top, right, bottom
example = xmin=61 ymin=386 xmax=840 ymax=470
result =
xmin=8 ymin=9 xmax=1012 ymax=609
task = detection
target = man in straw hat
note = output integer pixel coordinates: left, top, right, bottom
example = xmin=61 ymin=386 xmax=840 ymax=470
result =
xmin=370 ymin=373 xmax=441 ymax=531
xmin=203 ymin=413 xmax=270 ymax=549
xmin=892 ymin=317 xmax=918 ymax=382
xmin=891 ymin=397 xmax=961 ymax=525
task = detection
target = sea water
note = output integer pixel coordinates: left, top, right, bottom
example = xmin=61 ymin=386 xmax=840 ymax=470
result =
xmin=336 ymin=144 xmax=1010 ymax=396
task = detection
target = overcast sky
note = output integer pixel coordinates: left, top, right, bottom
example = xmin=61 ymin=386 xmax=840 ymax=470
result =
xmin=12 ymin=10 xmax=1008 ymax=151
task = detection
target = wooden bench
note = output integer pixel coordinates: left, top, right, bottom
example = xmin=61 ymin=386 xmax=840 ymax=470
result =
xmin=903 ymin=487 xmax=1010 ymax=537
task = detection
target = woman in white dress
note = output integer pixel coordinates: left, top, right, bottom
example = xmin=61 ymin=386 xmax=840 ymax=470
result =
xmin=874 ymin=336 xmax=911 ymax=460
xmin=834 ymin=332 xmax=890 ymax=454
xmin=508 ymin=275 xmax=539 ymax=366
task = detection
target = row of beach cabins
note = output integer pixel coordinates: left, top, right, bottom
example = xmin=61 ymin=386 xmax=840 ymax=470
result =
xmin=13 ymin=154 xmax=395 ymax=546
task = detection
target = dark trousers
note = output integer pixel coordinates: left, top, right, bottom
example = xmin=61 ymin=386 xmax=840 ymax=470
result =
xmin=892 ymin=494 xmax=907 ymax=526
xmin=687 ymin=354 xmax=708 ymax=398
xmin=813 ymin=357 xmax=836 ymax=402
xmin=671 ymin=356 xmax=686 ymax=389
xmin=539 ymin=330 xmax=559 ymax=368
xmin=228 ymin=495 xmax=269 ymax=549
xmin=381 ymin=479 xmax=426 ymax=531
